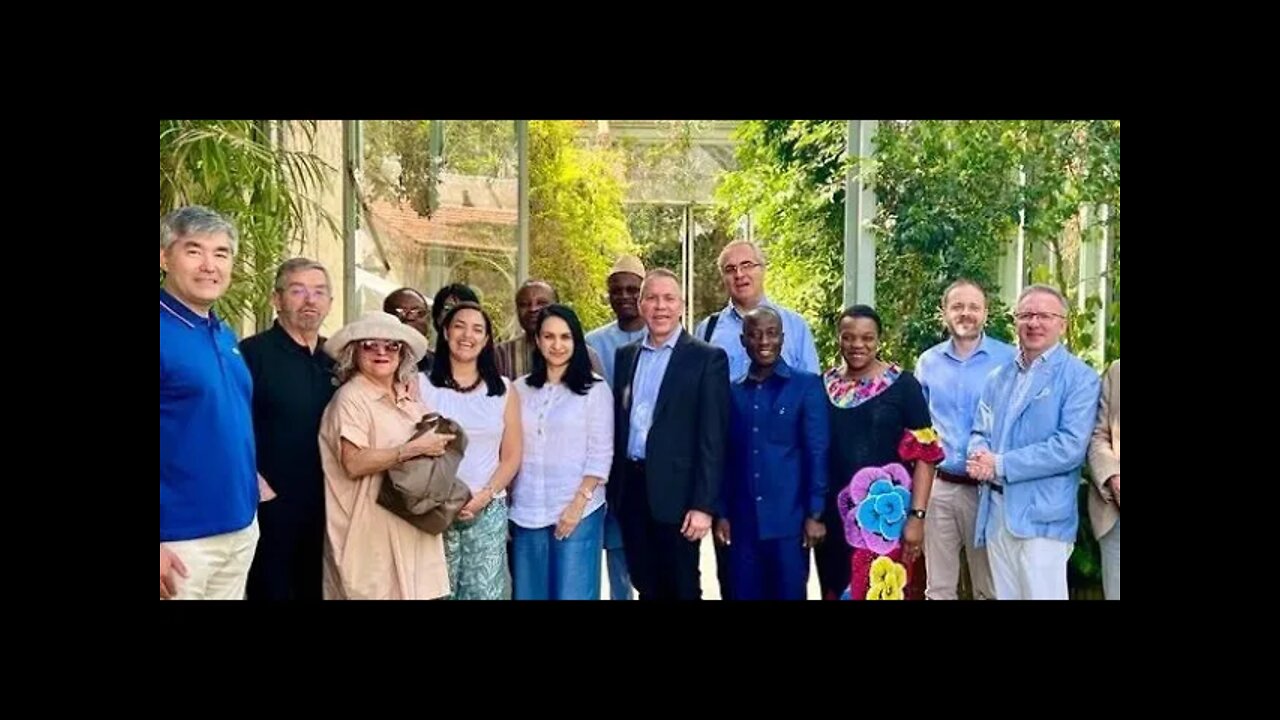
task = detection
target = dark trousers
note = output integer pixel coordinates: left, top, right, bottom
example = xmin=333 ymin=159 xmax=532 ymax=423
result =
xmin=813 ymin=498 xmax=852 ymax=600
xmin=714 ymin=533 xmax=734 ymax=600
xmin=620 ymin=460 xmax=702 ymax=600
xmin=247 ymin=498 xmax=324 ymax=601
xmin=728 ymin=509 xmax=807 ymax=601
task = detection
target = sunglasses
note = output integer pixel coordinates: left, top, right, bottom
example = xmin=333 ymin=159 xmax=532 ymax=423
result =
xmin=359 ymin=339 xmax=404 ymax=354
xmin=390 ymin=306 xmax=427 ymax=321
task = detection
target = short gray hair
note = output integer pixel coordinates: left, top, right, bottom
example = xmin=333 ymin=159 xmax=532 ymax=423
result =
xmin=640 ymin=268 xmax=683 ymax=301
xmin=160 ymin=206 xmax=239 ymax=255
xmin=716 ymin=239 xmax=765 ymax=270
xmin=273 ymin=257 xmax=331 ymax=293
xmin=1018 ymin=284 xmax=1069 ymax=314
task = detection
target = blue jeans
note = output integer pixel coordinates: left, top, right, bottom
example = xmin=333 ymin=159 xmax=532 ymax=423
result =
xmin=604 ymin=508 xmax=634 ymax=600
xmin=513 ymin=504 xmax=605 ymax=600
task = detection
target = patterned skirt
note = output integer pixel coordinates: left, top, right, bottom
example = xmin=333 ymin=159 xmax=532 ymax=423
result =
xmin=444 ymin=497 xmax=511 ymax=600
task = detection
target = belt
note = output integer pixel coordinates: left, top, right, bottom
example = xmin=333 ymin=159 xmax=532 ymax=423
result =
xmin=937 ymin=469 xmax=979 ymax=486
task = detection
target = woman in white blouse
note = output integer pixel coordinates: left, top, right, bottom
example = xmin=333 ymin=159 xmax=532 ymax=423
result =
xmin=511 ymin=304 xmax=613 ymax=600
xmin=420 ymin=301 xmax=522 ymax=600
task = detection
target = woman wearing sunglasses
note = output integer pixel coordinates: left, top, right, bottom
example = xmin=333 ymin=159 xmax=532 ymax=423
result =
xmin=318 ymin=311 xmax=456 ymax=599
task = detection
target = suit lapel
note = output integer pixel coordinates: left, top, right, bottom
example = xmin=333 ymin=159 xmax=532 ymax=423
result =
xmin=1011 ymin=353 xmax=1059 ymax=427
xmin=620 ymin=343 xmax=641 ymax=412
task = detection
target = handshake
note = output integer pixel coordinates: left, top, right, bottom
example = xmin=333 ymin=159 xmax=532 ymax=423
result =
xmin=966 ymin=449 xmax=997 ymax=483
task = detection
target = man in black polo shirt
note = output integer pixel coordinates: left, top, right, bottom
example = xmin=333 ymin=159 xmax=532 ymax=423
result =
xmin=241 ymin=258 xmax=338 ymax=600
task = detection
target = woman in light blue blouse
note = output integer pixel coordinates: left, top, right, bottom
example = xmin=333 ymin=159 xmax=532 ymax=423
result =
xmin=511 ymin=305 xmax=613 ymax=600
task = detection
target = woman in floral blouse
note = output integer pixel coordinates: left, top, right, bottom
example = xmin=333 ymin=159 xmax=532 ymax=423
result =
xmin=818 ymin=305 xmax=943 ymax=600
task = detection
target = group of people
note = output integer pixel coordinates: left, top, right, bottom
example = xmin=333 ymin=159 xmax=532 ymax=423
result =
xmin=161 ymin=204 xmax=1120 ymax=601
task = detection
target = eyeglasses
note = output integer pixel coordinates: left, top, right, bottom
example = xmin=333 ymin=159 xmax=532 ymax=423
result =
xmin=722 ymin=260 xmax=762 ymax=276
xmin=390 ymin=307 xmax=427 ymax=321
xmin=1013 ymin=312 xmax=1065 ymax=323
xmin=284 ymin=286 xmax=331 ymax=301
xmin=359 ymin=340 xmax=403 ymax=353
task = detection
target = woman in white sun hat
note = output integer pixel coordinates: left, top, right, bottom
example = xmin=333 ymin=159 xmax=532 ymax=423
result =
xmin=318 ymin=311 xmax=456 ymax=599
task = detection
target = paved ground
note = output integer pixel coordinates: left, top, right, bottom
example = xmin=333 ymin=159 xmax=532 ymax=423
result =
xmin=600 ymin=536 xmax=823 ymax=600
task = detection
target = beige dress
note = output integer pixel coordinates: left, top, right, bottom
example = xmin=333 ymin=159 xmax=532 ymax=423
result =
xmin=320 ymin=373 xmax=450 ymax=599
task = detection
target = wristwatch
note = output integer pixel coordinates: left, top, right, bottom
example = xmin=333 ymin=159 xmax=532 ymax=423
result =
xmin=909 ymin=508 xmax=927 ymax=520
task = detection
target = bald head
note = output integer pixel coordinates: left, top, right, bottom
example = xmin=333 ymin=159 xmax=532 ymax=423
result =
xmin=742 ymin=306 xmax=784 ymax=371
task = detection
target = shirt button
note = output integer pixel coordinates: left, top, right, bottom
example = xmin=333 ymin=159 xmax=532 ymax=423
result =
xmin=753 ymin=449 xmax=759 ymax=454
xmin=756 ymin=496 xmax=763 ymax=502
xmin=754 ymin=473 xmax=760 ymax=478
xmin=753 ymin=427 xmax=758 ymax=433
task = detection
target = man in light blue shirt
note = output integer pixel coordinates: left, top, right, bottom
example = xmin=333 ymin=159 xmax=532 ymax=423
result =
xmin=609 ymin=269 xmax=729 ymax=600
xmin=915 ymin=279 xmax=1015 ymax=600
xmin=693 ymin=240 xmax=821 ymax=379
xmin=587 ymin=255 xmax=648 ymax=388
xmin=585 ymin=254 xmax=647 ymax=600
xmin=691 ymin=239 xmax=819 ymax=600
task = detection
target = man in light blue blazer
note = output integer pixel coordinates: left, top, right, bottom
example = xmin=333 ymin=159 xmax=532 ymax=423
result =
xmin=967 ymin=285 xmax=1101 ymax=600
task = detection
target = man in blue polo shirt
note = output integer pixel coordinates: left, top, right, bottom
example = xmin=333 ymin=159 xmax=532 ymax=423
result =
xmin=160 ymin=206 xmax=260 ymax=600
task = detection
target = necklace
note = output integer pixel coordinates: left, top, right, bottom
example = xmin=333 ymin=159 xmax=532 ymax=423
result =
xmin=447 ymin=374 xmax=484 ymax=393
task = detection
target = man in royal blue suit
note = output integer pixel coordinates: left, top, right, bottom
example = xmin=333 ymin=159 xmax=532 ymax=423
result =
xmin=714 ymin=306 xmax=828 ymax=600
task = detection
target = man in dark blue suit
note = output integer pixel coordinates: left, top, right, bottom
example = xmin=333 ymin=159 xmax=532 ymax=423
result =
xmin=714 ymin=306 xmax=829 ymax=600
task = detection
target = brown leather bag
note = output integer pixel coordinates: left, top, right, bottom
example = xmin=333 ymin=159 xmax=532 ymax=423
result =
xmin=376 ymin=413 xmax=471 ymax=534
